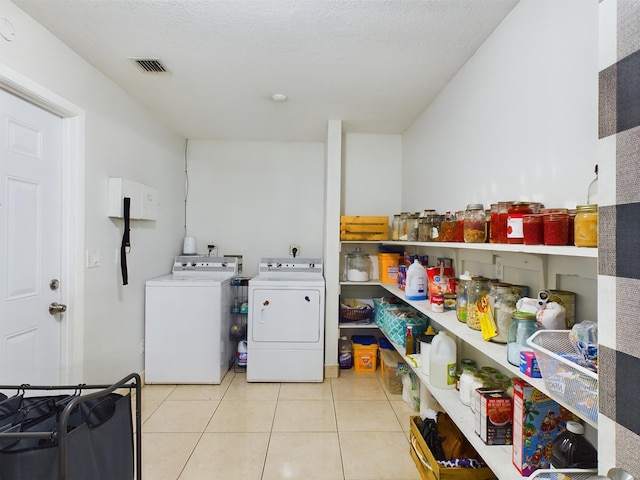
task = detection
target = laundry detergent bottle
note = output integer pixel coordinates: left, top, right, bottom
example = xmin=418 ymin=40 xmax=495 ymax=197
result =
xmin=405 ymin=259 xmax=427 ymax=301
xmin=429 ymin=331 xmax=457 ymax=389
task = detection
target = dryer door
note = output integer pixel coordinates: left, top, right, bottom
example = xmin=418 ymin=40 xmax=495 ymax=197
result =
xmin=250 ymin=288 xmax=321 ymax=342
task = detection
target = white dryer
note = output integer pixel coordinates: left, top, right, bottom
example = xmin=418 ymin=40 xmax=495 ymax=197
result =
xmin=247 ymin=258 xmax=325 ymax=382
xmin=145 ymin=256 xmax=238 ymax=384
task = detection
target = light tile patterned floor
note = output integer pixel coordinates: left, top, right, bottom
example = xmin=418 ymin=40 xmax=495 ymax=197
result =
xmin=139 ymin=368 xmax=420 ymax=480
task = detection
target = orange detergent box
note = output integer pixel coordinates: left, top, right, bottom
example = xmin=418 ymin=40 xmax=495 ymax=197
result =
xmin=512 ymin=378 xmax=580 ymax=476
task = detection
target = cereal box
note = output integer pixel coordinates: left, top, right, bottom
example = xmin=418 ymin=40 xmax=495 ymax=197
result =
xmin=475 ymin=388 xmax=512 ymax=445
xmin=512 ymin=378 xmax=580 ymax=476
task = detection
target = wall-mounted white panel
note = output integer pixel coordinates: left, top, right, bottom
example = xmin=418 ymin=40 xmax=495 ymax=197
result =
xmin=108 ymin=177 xmax=158 ymax=220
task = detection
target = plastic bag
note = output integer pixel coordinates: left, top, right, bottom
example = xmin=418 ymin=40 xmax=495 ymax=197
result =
xmin=569 ymin=321 xmax=598 ymax=372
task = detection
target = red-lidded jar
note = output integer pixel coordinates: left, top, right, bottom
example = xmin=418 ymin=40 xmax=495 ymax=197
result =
xmin=543 ymin=212 xmax=569 ymax=246
xmin=507 ymin=202 xmax=533 ymax=244
xmin=523 ymin=214 xmax=544 ymax=245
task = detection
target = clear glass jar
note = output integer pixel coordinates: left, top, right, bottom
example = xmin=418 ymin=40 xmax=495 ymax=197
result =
xmin=523 ymin=214 xmax=544 ymax=245
xmin=489 ymin=204 xmax=498 ymax=243
xmin=406 ymin=214 xmax=419 ymax=242
xmin=399 ymin=212 xmax=409 ymax=241
xmin=440 ymin=211 xmax=456 ymax=242
xmin=391 ymin=214 xmax=401 ymax=241
xmin=454 ymin=210 xmax=465 ymax=242
xmin=491 ymin=283 xmax=517 ymax=344
xmin=466 ymin=276 xmax=491 ymax=331
xmin=507 ymin=311 xmax=538 ymax=366
xmin=463 ymin=204 xmax=486 ymax=243
xmin=574 ymin=205 xmax=598 ymax=247
xmin=455 ymin=278 xmax=471 ymax=323
xmin=495 ymin=201 xmax=511 ymax=244
xmin=418 ymin=217 xmax=431 ymax=242
xmin=345 ymin=247 xmax=372 ymax=282
xmin=507 ymin=202 xmax=533 ymax=244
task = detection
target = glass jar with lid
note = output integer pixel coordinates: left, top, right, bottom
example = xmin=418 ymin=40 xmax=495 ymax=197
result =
xmin=495 ymin=201 xmax=512 ymax=243
xmin=574 ymin=205 xmax=598 ymax=247
xmin=490 ymin=283 xmax=517 ymax=344
xmin=440 ymin=211 xmax=456 ymax=242
xmin=391 ymin=214 xmax=401 ymax=241
xmin=466 ymin=276 xmax=491 ymax=331
xmin=454 ymin=211 xmax=466 ymax=242
xmin=406 ymin=214 xmax=419 ymax=242
xmin=507 ymin=311 xmax=539 ymax=366
xmin=463 ymin=204 xmax=486 ymax=243
xmin=345 ymin=247 xmax=372 ymax=282
xmin=507 ymin=202 xmax=533 ymax=244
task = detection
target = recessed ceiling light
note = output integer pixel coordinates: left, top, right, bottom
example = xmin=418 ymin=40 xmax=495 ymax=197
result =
xmin=272 ymin=93 xmax=288 ymax=103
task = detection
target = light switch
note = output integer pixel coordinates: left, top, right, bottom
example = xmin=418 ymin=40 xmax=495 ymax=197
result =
xmin=86 ymin=249 xmax=100 ymax=268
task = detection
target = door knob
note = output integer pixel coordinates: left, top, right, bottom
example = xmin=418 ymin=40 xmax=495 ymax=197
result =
xmin=49 ymin=302 xmax=67 ymax=315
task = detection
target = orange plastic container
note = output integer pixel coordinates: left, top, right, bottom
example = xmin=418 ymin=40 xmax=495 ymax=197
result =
xmin=352 ymin=335 xmax=379 ymax=372
xmin=378 ymin=253 xmax=400 ymax=283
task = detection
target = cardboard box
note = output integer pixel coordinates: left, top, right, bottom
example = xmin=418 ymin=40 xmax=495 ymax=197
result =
xmin=512 ymin=378 xmax=580 ymax=476
xmin=519 ymin=351 xmax=542 ymax=378
xmin=409 ymin=416 xmax=495 ymax=480
xmin=475 ymin=388 xmax=512 ymax=445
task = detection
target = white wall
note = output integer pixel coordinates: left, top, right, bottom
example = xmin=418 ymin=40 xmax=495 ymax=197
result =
xmin=342 ymin=134 xmax=402 ymax=218
xmin=2 ymin=0 xmax=186 ymax=383
xmin=185 ymin=140 xmax=325 ymax=277
xmin=402 ymin=0 xmax=599 ymax=213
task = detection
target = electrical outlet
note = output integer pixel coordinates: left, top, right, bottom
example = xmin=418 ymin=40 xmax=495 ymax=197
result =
xmin=495 ymin=256 xmax=503 ymax=279
xmin=289 ymin=244 xmax=300 ymax=256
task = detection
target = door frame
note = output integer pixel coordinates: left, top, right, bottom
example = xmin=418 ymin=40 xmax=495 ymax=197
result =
xmin=0 ymin=64 xmax=85 ymax=384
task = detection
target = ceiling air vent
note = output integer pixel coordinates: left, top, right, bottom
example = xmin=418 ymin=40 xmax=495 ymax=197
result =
xmin=130 ymin=58 xmax=169 ymax=74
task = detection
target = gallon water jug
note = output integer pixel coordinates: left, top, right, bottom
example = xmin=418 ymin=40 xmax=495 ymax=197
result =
xmin=237 ymin=340 xmax=248 ymax=366
xmin=338 ymin=336 xmax=353 ymax=369
xmin=429 ymin=331 xmax=456 ymax=389
xmin=551 ymin=420 xmax=598 ymax=469
xmin=405 ymin=259 xmax=427 ymax=300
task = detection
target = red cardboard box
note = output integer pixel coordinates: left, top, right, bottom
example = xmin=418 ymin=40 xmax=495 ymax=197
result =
xmin=475 ymin=388 xmax=512 ymax=445
xmin=512 ymin=378 xmax=580 ymax=476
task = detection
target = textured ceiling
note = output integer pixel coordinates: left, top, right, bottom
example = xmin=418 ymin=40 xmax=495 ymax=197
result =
xmin=12 ymin=0 xmax=519 ymax=142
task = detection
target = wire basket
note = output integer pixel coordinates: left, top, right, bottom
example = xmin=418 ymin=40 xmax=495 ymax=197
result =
xmin=528 ymin=468 xmax=598 ymax=479
xmin=527 ymin=330 xmax=598 ymax=423
xmin=340 ymin=300 xmax=374 ymax=323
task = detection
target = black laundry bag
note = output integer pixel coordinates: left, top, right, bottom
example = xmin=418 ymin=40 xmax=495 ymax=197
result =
xmin=0 ymin=389 xmax=135 ymax=480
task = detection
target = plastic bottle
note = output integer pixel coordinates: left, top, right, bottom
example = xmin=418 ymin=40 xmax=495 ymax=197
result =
xmin=429 ymin=331 xmax=457 ymax=389
xmin=405 ymin=259 xmax=427 ymax=300
xmin=551 ymin=421 xmax=598 ymax=469
xmin=338 ymin=336 xmax=353 ymax=369
xmin=237 ymin=340 xmax=248 ymax=366
xmin=587 ymin=164 xmax=598 ymax=205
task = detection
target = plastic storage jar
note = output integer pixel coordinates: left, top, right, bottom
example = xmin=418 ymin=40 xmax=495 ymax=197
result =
xmin=459 ymin=366 xmax=478 ymax=406
xmin=507 ymin=202 xmax=533 ymax=244
xmin=574 ymin=204 xmax=598 ymax=247
xmin=507 ymin=311 xmax=538 ymax=366
xmin=463 ymin=204 xmax=486 ymax=243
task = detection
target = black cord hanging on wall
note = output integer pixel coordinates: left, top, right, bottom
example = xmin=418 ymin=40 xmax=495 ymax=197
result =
xmin=120 ymin=197 xmax=131 ymax=285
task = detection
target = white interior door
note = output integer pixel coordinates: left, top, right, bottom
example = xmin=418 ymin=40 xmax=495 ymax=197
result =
xmin=0 ymin=89 xmax=63 ymax=386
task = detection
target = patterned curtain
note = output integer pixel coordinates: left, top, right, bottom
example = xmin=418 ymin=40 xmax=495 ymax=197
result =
xmin=598 ymin=0 xmax=640 ymax=476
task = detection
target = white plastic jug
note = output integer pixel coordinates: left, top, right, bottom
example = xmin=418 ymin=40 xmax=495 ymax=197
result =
xmin=405 ymin=259 xmax=427 ymax=300
xmin=429 ymin=331 xmax=456 ymax=389
xmin=237 ymin=340 xmax=248 ymax=366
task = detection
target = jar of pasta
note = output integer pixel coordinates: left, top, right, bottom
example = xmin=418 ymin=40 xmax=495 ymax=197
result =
xmin=574 ymin=205 xmax=598 ymax=247
xmin=466 ymin=276 xmax=491 ymax=331
xmin=463 ymin=204 xmax=486 ymax=243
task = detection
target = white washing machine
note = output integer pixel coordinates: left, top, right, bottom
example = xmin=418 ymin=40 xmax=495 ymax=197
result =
xmin=247 ymin=258 xmax=325 ymax=382
xmin=145 ymin=256 xmax=238 ymax=384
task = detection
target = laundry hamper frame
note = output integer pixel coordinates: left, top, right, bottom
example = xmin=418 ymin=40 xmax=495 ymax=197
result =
xmin=0 ymin=372 xmax=142 ymax=480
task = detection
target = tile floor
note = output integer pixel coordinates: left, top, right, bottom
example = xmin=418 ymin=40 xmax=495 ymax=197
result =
xmin=139 ymin=367 xmax=421 ymax=480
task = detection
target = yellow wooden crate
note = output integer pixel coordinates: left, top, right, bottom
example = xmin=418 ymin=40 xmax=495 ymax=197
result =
xmin=340 ymin=216 xmax=389 ymax=240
